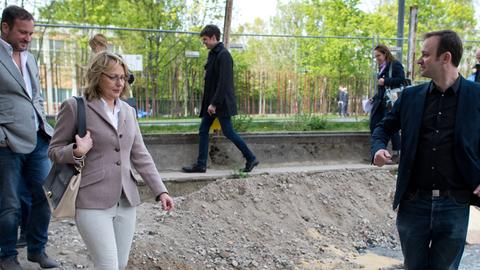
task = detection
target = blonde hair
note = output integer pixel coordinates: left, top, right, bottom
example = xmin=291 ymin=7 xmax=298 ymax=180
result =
xmin=89 ymin=33 xmax=108 ymax=53
xmin=83 ymin=51 xmax=130 ymax=101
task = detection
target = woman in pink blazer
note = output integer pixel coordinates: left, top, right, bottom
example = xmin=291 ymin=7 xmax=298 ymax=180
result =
xmin=48 ymin=51 xmax=173 ymax=269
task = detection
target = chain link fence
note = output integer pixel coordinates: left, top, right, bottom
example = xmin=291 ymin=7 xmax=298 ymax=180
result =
xmin=30 ymin=24 xmax=480 ymax=118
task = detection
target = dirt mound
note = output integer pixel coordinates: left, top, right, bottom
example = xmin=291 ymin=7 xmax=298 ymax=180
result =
xmin=39 ymin=168 xmax=399 ymax=270
xmin=129 ymin=168 xmax=398 ymax=270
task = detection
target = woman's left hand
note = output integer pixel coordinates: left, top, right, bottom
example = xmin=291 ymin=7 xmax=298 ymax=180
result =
xmin=159 ymin=193 xmax=174 ymax=211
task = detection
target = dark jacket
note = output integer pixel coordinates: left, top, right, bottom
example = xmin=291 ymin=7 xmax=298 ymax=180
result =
xmin=370 ymin=60 xmax=405 ymax=132
xmin=200 ymin=42 xmax=237 ymax=117
xmin=371 ymin=76 xmax=480 ymax=209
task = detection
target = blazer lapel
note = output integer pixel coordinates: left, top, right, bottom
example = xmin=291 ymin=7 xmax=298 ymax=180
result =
xmin=87 ymin=99 xmax=117 ymax=131
xmin=406 ymin=83 xmax=429 ymax=138
xmin=117 ymin=102 xmax=127 ymax=133
xmin=26 ymin=55 xmax=39 ymax=98
xmin=0 ymin=43 xmax=27 ymax=93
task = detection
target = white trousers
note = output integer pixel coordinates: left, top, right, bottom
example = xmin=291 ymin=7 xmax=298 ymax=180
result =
xmin=75 ymin=195 xmax=136 ymax=270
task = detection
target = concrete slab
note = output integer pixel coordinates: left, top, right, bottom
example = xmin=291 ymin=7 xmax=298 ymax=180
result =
xmin=140 ymin=163 xmax=396 ymax=197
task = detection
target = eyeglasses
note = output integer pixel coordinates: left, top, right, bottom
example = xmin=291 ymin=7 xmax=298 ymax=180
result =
xmin=102 ymin=73 xmax=127 ymax=83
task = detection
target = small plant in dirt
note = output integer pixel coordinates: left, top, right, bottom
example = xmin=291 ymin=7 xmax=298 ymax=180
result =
xmin=232 ymin=168 xmax=248 ymax=179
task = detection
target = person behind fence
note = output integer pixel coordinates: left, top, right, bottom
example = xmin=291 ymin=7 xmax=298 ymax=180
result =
xmin=48 ymin=51 xmax=174 ymax=269
xmin=372 ymin=29 xmax=480 ymax=270
xmin=182 ymin=24 xmax=259 ymax=173
xmin=88 ymin=33 xmax=108 ymax=54
xmin=370 ymin=44 xmax=405 ymax=163
xmin=0 ymin=5 xmax=60 ymax=270
xmin=89 ymin=33 xmax=134 ymax=85
xmin=337 ymin=85 xmax=348 ymax=117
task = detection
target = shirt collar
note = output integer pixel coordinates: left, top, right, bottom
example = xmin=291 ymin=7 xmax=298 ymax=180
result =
xmin=0 ymin=37 xmax=12 ymax=54
xmin=211 ymin=42 xmax=224 ymax=53
xmin=100 ymin=98 xmax=121 ymax=113
xmin=0 ymin=37 xmax=29 ymax=63
xmin=429 ymin=75 xmax=461 ymax=94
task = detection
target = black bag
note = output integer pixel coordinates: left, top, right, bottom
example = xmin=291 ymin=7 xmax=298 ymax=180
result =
xmin=43 ymin=97 xmax=86 ymax=211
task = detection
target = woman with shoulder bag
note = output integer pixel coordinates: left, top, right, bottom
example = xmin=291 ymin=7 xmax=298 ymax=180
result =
xmin=48 ymin=51 xmax=174 ymax=270
xmin=370 ymin=44 xmax=406 ymax=163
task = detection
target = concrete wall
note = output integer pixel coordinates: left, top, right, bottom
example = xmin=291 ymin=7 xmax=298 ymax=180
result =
xmin=143 ymin=132 xmax=371 ymax=171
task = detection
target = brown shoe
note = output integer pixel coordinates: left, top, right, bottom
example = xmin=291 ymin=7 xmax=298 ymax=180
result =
xmin=0 ymin=256 xmax=23 ymax=270
xmin=27 ymin=252 xmax=59 ymax=269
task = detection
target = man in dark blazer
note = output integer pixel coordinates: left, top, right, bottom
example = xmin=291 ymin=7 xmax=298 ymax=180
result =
xmin=0 ymin=6 xmax=59 ymax=269
xmin=372 ymin=30 xmax=480 ymax=270
xmin=182 ymin=24 xmax=258 ymax=173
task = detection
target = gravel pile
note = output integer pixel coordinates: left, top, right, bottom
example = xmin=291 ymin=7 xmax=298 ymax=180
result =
xmin=31 ymin=168 xmax=401 ymax=269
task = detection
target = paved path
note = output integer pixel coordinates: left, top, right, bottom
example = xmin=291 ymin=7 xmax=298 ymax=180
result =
xmin=160 ymin=162 xmax=383 ymax=182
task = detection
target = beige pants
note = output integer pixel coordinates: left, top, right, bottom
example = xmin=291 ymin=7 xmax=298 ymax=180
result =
xmin=75 ymin=195 xmax=136 ymax=270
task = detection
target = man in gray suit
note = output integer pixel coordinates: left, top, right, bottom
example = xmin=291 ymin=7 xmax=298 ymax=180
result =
xmin=0 ymin=6 xmax=59 ymax=269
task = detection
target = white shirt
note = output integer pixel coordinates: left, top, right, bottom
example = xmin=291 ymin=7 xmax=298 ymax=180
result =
xmin=0 ymin=37 xmax=39 ymax=130
xmin=100 ymin=98 xmax=120 ymax=130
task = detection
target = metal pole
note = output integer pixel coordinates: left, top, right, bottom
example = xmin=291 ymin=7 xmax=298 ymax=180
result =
xmin=406 ymin=6 xmax=418 ymax=81
xmin=223 ymin=0 xmax=233 ymax=48
xmin=396 ymin=0 xmax=405 ymax=62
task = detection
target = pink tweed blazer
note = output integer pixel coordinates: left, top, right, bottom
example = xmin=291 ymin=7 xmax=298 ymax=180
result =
xmin=48 ymin=97 xmax=167 ymax=209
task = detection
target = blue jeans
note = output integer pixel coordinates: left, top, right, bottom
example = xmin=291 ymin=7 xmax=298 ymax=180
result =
xmin=396 ymin=192 xmax=470 ymax=270
xmin=197 ymin=116 xmax=255 ymax=168
xmin=0 ymin=132 xmax=51 ymax=258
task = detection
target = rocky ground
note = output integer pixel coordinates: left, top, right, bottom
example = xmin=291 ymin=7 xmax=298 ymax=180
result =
xmin=15 ymin=168 xmax=479 ymax=269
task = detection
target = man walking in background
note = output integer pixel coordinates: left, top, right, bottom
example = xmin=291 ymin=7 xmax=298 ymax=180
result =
xmin=337 ymin=85 xmax=348 ymax=117
xmin=0 ymin=5 xmax=59 ymax=269
xmin=182 ymin=24 xmax=259 ymax=173
xmin=372 ymin=30 xmax=480 ymax=270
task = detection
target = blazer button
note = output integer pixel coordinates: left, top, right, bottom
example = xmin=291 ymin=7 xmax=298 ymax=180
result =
xmin=115 ymin=148 xmax=120 ymax=152
xmin=119 ymin=134 xmax=123 ymax=138
xmin=116 ymin=161 xmax=121 ymax=166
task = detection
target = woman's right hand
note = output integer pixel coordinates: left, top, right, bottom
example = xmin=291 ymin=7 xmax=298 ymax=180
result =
xmin=378 ymin=78 xmax=385 ymax=86
xmin=73 ymin=130 xmax=93 ymax=157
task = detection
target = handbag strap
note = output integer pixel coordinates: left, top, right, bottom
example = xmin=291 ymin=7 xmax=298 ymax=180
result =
xmin=388 ymin=61 xmax=392 ymax=78
xmin=73 ymin=96 xmax=86 ymax=137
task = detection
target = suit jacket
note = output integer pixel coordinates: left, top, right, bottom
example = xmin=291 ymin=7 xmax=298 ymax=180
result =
xmin=200 ymin=42 xmax=237 ymax=117
xmin=48 ymin=97 xmax=167 ymax=209
xmin=0 ymin=44 xmax=53 ymax=153
xmin=371 ymin=76 xmax=480 ymax=209
xmin=370 ymin=60 xmax=405 ymax=132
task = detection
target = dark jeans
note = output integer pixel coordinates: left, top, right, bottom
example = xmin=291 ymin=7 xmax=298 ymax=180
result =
xmin=197 ymin=116 xmax=255 ymax=168
xmin=19 ymin=178 xmax=32 ymax=235
xmin=0 ymin=132 xmax=51 ymax=258
xmin=396 ymin=192 xmax=470 ymax=270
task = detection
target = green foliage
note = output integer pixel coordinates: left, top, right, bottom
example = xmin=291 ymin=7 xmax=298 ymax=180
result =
xmin=283 ymin=114 xmax=327 ymax=131
xmin=232 ymin=115 xmax=253 ymax=132
xmin=307 ymin=116 xmax=328 ymax=130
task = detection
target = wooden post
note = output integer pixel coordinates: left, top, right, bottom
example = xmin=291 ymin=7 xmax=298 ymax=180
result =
xmin=223 ymin=0 xmax=233 ymax=48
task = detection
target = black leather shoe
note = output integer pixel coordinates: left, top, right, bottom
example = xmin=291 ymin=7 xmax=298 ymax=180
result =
xmin=243 ymin=158 xmax=259 ymax=172
xmin=182 ymin=164 xmax=206 ymax=173
xmin=27 ymin=252 xmax=59 ymax=269
xmin=0 ymin=256 xmax=23 ymax=270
